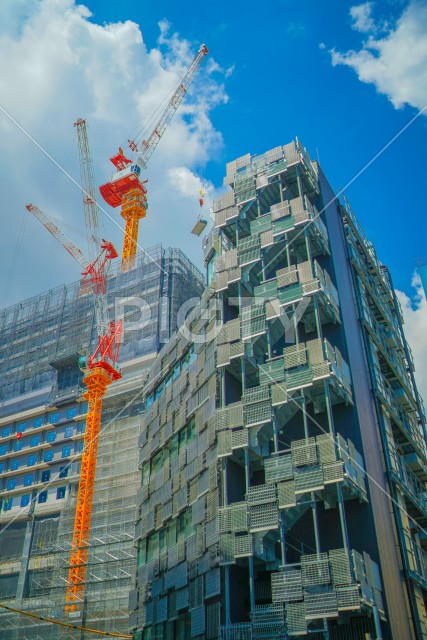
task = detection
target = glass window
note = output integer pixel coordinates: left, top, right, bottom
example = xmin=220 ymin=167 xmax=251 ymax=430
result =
xmin=62 ymin=446 xmax=71 ymax=458
xmin=24 ymin=474 xmax=34 ymax=487
xmin=59 ymin=466 xmax=68 ymax=479
xmin=20 ymin=494 xmax=30 ymax=508
xmin=7 ymin=478 xmax=16 ymax=491
xmin=33 ymin=417 xmax=43 ymax=429
xmin=0 ymin=462 xmax=4 ymax=473
xmin=3 ymin=498 xmax=13 ymax=511
xmin=11 ymin=459 xmax=20 ymax=471
xmin=44 ymin=451 xmax=53 ymax=462
xmin=47 ymin=432 xmax=56 ymax=443
xmin=41 ymin=470 xmax=50 ymax=482
xmin=65 ymin=426 xmax=73 ymax=438
xmin=27 ymin=454 xmax=37 ymax=466
xmin=0 ymin=445 xmax=8 ymax=456
xmin=38 ymin=491 xmax=47 ymax=504
xmin=67 ymin=407 xmax=77 ymax=419
xmin=14 ymin=440 xmax=22 ymax=452
xmin=2 ymin=427 xmax=11 ymax=438
xmin=49 ymin=412 xmax=59 ymax=424
xmin=30 ymin=435 xmax=39 ymax=447
xmin=56 ymin=487 xmax=66 ymax=500
xmin=18 ymin=422 xmax=27 ymax=432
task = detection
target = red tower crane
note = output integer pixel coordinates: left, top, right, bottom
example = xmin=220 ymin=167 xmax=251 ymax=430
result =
xmin=99 ymin=43 xmax=208 ymax=271
xmin=25 ymin=203 xmax=122 ymax=609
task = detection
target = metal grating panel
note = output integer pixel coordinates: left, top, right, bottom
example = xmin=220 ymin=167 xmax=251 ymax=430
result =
xmin=234 ymin=534 xmax=252 ymax=557
xmin=247 ymin=484 xmax=277 ymax=505
xmin=323 ymin=461 xmax=344 ymax=484
xmin=294 ymin=466 xmax=324 ymax=493
xmin=219 ymin=533 xmax=235 ymax=564
xmin=243 ymin=385 xmax=271 ymax=404
xmin=205 ymin=517 xmax=219 ymax=548
xmin=193 ymin=496 xmax=206 ymax=525
xmin=271 ymin=569 xmax=303 ymax=603
xmin=291 ymin=437 xmax=317 ymax=466
xmin=205 ymin=567 xmax=221 ymax=599
xmin=285 ymin=601 xmax=306 ymax=636
xmin=316 ymin=434 xmax=337 ymax=464
xmin=305 ymin=590 xmax=338 ymax=619
xmin=301 ymin=553 xmax=330 ymax=586
xmin=329 ymin=548 xmax=352 ymax=586
xmin=156 ymin=596 xmax=168 ymax=623
xmin=336 ymin=585 xmax=361 ymax=611
xmin=265 ymin=454 xmax=293 ymax=483
xmin=207 ymin=602 xmax=221 ymax=639
xmin=252 ymin=603 xmax=284 ymax=627
xmin=191 ymin=605 xmax=206 ymax=637
xmin=244 ymin=400 xmax=271 ymax=427
xmin=277 ymin=481 xmax=296 ymax=509
xmin=231 ymin=502 xmax=249 ymax=532
xmin=249 ymin=503 xmax=279 ymax=532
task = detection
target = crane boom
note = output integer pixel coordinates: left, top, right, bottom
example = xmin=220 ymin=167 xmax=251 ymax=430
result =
xmin=99 ymin=43 xmax=208 ymax=271
xmin=74 ymin=118 xmax=103 ymax=263
xmin=26 ymin=203 xmax=89 ymax=270
xmin=135 ymin=43 xmax=208 ymax=170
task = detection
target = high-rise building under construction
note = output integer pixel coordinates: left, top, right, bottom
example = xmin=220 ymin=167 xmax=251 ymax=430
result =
xmin=132 ymin=140 xmax=427 ymax=640
xmin=0 ymin=245 xmax=204 ymax=639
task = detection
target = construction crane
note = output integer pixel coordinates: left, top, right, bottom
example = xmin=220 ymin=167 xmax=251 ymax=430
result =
xmin=74 ymin=118 xmax=103 ymax=264
xmin=25 ymin=203 xmax=122 ymax=610
xmin=99 ymin=43 xmax=208 ymax=271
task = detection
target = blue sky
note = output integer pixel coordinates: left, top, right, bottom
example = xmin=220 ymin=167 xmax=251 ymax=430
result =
xmin=81 ymin=0 xmax=425 ymax=293
xmin=0 ymin=0 xmax=426 ymax=394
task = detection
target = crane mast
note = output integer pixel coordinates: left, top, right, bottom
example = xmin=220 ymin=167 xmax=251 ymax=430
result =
xmin=74 ymin=118 xmax=102 ymax=263
xmin=26 ymin=202 xmax=122 ymax=611
xmin=99 ymin=43 xmax=208 ymax=271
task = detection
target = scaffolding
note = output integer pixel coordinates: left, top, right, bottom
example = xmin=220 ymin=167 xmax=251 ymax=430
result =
xmin=0 ymin=246 xmax=204 ymax=639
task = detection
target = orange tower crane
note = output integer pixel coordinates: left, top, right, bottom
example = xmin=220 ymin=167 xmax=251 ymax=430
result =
xmin=25 ymin=203 xmax=122 ymax=610
xmin=99 ymin=43 xmax=208 ymax=271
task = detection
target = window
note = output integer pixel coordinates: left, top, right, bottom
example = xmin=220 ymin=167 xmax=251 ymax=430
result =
xmin=24 ymin=474 xmax=34 ymax=487
xmin=0 ymin=462 xmax=4 ymax=473
xmin=11 ymin=459 xmax=20 ymax=471
xmin=49 ymin=412 xmax=59 ymax=424
xmin=18 ymin=422 xmax=27 ymax=432
xmin=30 ymin=435 xmax=39 ymax=447
xmin=7 ymin=478 xmax=16 ymax=491
xmin=38 ymin=491 xmax=47 ymax=504
xmin=14 ymin=440 xmax=22 ymax=452
xmin=62 ymin=446 xmax=71 ymax=458
xmin=1 ymin=427 xmax=11 ymax=438
xmin=41 ymin=470 xmax=50 ymax=482
xmin=47 ymin=432 xmax=56 ymax=443
xmin=56 ymin=487 xmax=66 ymax=500
xmin=59 ymin=466 xmax=68 ymax=479
xmin=0 ymin=445 xmax=8 ymax=456
xmin=67 ymin=407 xmax=77 ymax=419
xmin=20 ymin=494 xmax=30 ymax=508
xmin=44 ymin=451 xmax=53 ymax=462
xmin=3 ymin=498 xmax=12 ymax=511
xmin=27 ymin=454 xmax=37 ymax=466
xmin=65 ymin=426 xmax=73 ymax=438
xmin=33 ymin=417 xmax=43 ymax=429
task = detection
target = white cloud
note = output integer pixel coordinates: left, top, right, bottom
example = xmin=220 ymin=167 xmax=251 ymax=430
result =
xmin=396 ymin=272 xmax=427 ymax=409
xmin=0 ymin=0 xmax=228 ymax=308
xmin=331 ymin=1 xmax=427 ymax=111
xmin=350 ymin=2 xmax=376 ymax=33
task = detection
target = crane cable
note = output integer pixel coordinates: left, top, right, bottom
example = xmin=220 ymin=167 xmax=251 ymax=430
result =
xmin=0 ymin=602 xmax=132 ymax=638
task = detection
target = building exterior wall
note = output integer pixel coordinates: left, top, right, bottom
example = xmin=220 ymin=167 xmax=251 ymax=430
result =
xmin=0 ymin=245 xmax=204 ymax=639
xmin=133 ymin=141 xmax=427 ymax=639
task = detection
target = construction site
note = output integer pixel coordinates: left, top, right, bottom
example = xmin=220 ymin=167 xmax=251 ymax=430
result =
xmin=0 ymin=26 xmax=427 ymax=640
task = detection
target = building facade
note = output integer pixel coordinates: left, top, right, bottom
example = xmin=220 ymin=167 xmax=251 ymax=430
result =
xmin=132 ymin=140 xmax=427 ymax=639
xmin=0 ymin=245 xmax=204 ymax=639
